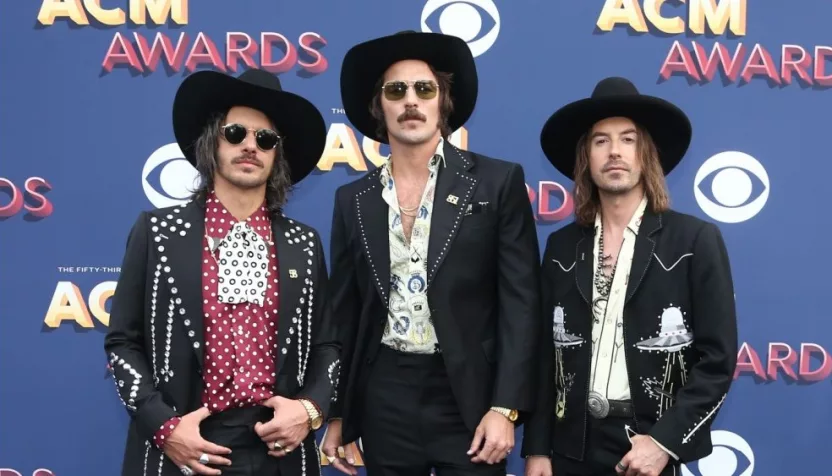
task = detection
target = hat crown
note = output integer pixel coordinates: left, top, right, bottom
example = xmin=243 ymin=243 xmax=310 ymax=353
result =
xmin=237 ymin=68 xmax=283 ymax=92
xmin=591 ymin=76 xmax=639 ymax=99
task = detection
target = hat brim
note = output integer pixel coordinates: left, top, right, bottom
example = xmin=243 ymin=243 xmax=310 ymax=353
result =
xmin=340 ymin=32 xmax=478 ymax=144
xmin=172 ymin=71 xmax=327 ymax=184
xmin=540 ymin=95 xmax=692 ymax=180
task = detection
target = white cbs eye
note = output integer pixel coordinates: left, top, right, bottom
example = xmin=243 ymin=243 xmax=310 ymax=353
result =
xmin=693 ymin=151 xmax=770 ymax=224
xmin=141 ymin=143 xmax=201 ymax=208
xmin=681 ymin=430 xmax=755 ymax=476
xmin=420 ymin=0 xmax=501 ymax=57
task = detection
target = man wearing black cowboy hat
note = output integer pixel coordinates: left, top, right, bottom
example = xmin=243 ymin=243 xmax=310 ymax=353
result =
xmin=522 ymin=77 xmax=738 ymax=476
xmin=321 ymin=31 xmax=542 ymax=475
xmin=104 ymin=68 xmax=340 ymax=476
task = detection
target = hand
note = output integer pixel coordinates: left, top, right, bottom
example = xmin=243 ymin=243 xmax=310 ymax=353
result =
xmin=254 ymin=396 xmax=311 ymax=457
xmin=525 ymin=456 xmax=553 ymax=476
xmin=616 ymin=435 xmax=670 ymax=476
xmin=467 ymin=410 xmax=515 ymax=464
xmin=163 ymin=407 xmax=232 ymax=475
xmin=321 ymin=419 xmax=359 ymax=476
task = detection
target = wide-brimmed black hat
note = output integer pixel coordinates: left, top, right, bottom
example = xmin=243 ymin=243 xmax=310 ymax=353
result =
xmin=172 ymin=68 xmax=327 ymax=184
xmin=540 ymin=77 xmax=692 ymax=180
xmin=340 ymin=30 xmax=478 ymax=143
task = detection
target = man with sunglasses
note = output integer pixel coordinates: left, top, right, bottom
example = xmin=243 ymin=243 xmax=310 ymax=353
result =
xmin=104 ymin=68 xmax=340 ymax=476
xmin=321 ymin=31 xmax=542 ymax=476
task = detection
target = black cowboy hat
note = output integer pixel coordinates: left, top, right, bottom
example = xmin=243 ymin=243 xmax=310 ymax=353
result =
xmin=172 ymin=68 xmax=327 ymax=184
xmin=540 ymin=77 xmax=692 ymax=180
xmin=340 ymin=30 xmax=478 ymax=143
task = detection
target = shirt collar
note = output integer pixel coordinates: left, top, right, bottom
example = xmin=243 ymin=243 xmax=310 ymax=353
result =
xmin=379 ymin=137 xmax=445 ymax=187
xmin=594 ymin=195 xmax=649 ymax=236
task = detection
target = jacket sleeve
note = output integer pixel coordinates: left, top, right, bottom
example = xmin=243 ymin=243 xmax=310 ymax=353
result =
xmin=648 ymin=222 xmax=739 ymax=462
xmin=296 ymin=232 xmax=342 ymax=419
xmin=325 ymin=188 xmax=361 ymax=420
xmin=104 ymin=211 xmax=179 ymax=442
xmin=490 ymin=163 xmax=543 ymax=414
xmin=521 ymin=235 xmax=556 ymax=458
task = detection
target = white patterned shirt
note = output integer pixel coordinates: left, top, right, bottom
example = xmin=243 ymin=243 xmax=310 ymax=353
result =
xmin=590 ymin=196 xmax=648 ymax=400
xmin=378 ymin=139 xmax=444 ymax=354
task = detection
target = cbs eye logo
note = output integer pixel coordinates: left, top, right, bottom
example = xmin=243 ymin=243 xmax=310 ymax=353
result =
xmin=141 ymin=143 xmax=201 ymax=209
xmin=420 ymin=0 xmax=501 ymax=57
xmin=693 ymin=151 xmax=770 ymax=224
xmin=681 ymin=430 xmax=755 ymax=476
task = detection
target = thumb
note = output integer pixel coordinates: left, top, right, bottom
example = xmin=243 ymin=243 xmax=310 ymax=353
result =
xmin=194 ymin=406 xmax=211 ymax=421
xmin=343 ymin=444 xmax=356 ymax=464
xmin=467 ymin=426 xmax=485 ymax=455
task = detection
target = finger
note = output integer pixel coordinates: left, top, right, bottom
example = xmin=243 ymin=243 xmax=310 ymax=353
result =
xmin=199 ymin=439 xmax=233 ymax=456
xmin=343 ymin=444 xmax=357 ymax=465
xmin=322 ymin=444 xmax=338 ymax=463
xmin=488 ymin=442 xmax=508 ymax=464
xmin=256 ymin=421 xmax=284 ymax=440
xmin=194 ymin=452 xmax=232 ymax=467
xmin=267 ymin=449 xmax=288 ymax=458
xmin=467 ymin=427 xmax=485 ymax=455
xmin=332 ymin=458 xmax=357 ymax=476
xmin=480 ymin=440 xmax=499 ymax=464
xmin=188 ymin=460 xmax=221 ymax=476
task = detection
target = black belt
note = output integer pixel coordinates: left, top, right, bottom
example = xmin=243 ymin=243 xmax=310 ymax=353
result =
xmin=588 ymin=391 xmax=634 ymax=419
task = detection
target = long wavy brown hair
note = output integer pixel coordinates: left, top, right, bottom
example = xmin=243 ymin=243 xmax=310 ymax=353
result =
xmin=572 ymin=123 xmax=670 ymax=227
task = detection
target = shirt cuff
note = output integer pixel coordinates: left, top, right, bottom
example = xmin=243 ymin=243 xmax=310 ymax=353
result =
xmin=153 ymin=416 xmax=182 ymax=450
xmin=650 ymin=436 xmax=679 ymax=460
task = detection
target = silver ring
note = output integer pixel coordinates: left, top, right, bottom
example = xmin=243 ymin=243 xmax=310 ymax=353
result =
xmin=198 ymin=453 xmax=210 ymax=465
xmin=180 ymin=466 xmax=195 ymax=476
xmin=616 ymin=462 xmax=627 ymax=470
xmin=273 ymin=441 xmax=283 ymax=451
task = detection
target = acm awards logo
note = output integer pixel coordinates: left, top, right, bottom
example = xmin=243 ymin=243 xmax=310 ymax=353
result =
xmin=595 ymin=0 xmax=832 ymax=88
xmin=0 ymin=177 xmax=53 ymax=220
xmin=35 ymin=0 xmax=328 ymax=76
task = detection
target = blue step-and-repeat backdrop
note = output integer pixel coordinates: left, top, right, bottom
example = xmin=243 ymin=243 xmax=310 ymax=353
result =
xmin=1 ymin=1 xmax=830 ymax=475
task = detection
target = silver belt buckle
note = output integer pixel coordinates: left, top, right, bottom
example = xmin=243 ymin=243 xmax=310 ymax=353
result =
xmin=588 ymin=391 xmax=610 ymax=419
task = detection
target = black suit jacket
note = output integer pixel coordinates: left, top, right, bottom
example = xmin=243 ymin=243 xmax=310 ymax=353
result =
xmin=522 ymin=209 xmax=738 ymax=463
xmin=327 ymin=141 xmax=542 ymax=443
xmin=104 ymin=200 xmax=340 ymax=476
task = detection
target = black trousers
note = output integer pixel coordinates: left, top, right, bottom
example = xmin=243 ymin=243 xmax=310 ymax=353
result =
xmin=553 ymin=414 xmax=681 ymax=476
xmin=200 ymin=405 xmax=281 ymax=476
xmin=361 ymin=346 xmax=505 ymax=476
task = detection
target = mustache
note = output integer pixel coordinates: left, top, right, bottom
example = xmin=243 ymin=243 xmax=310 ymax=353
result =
xmin=398 ymin=109 xmax=426 ymax=122
xmin=232 ymin=154 xmax=263 ymax=168
xmin=602 ymin=161 xmax=630 ymax=172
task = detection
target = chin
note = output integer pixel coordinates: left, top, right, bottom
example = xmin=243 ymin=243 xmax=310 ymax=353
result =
xmin=391 ymin=129 xmax=436 ymax=145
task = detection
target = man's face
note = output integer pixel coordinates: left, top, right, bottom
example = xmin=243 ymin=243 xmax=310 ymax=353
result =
xmin=588 ymin=116 xmax=643 ymax=195
xmin=215 ymin=106 xmax=277 ymax=190
xmin=379 ymin=59 xmax=442 ymax=146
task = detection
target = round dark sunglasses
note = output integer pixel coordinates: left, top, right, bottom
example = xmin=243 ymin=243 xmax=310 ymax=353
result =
xmin=220 ymin=123 xmax=281 ymax=151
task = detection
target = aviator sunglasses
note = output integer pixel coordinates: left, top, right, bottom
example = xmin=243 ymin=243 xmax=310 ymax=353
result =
xmin=381 ymin=80 xmax=439 ymax=101
xmin=220 ymin=123 xmax=281 ymax=151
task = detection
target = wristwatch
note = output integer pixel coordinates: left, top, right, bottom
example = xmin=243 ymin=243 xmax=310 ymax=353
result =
xmin=298 ymin=399 xmax=323 ymax=430
xmin=490 ymin=406 xmax=519 ymax=422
